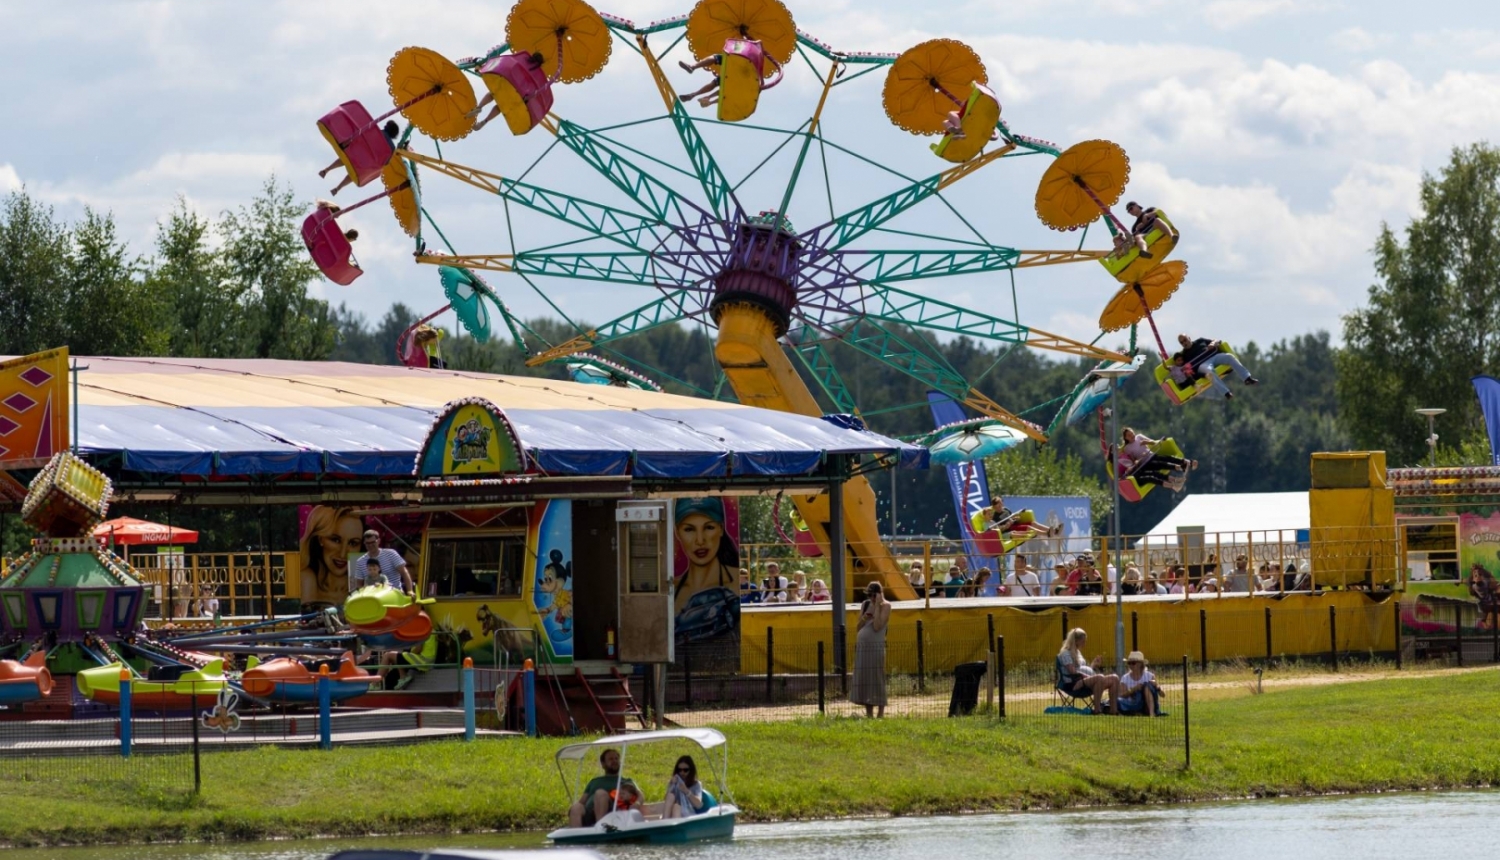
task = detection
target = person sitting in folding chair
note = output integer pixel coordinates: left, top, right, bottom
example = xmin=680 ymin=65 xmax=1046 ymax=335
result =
xmin=1056 ymin=628 xmax=1121 ymax=714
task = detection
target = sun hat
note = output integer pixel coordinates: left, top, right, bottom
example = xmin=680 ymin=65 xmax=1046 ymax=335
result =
xmin=1125 ymin=651 xmax=1147 ymax=665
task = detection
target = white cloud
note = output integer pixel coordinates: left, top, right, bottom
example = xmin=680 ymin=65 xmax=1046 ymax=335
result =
xmin=1099 ymin=58 xmax=1500 ymax=164
xmin=1330 ymin=27 xmax=1392 ymax=52
xmin=1415 ymin=29 xmax=1500 ymax=60
xmin=0 ymin=164 xmax=20 ymax=193
xmin=1201 ymin=0 xmax=1297 ymax=30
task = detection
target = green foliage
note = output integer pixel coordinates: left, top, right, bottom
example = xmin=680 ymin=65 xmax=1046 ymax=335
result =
xmin=0 ymin=179 xmax=338 ymax=361
xmin=218 ymin=179 xmax=337 ymax=360
xmin=1338 ymin=142 xmax=1500 ymax=466
xmin=0 ymin=194 xmax=163 ymax=357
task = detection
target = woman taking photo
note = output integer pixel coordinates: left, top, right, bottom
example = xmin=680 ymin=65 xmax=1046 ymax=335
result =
xmin=851 ymin=582 xmax=891 ymax=718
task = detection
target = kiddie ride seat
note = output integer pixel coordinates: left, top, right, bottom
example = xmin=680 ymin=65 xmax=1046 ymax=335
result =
xmin=477 ymin=51 xmax=555 ymax=135
xmin=931 ymin=83 xmax=1001 ymax=164
xmin=1154 ymin=342 xmax=1235 ymax=406
xmin=968 ymin=507 xmax=1041 ymax=554
xmin=1118 ymin=437 xmax=1188 ymax=503
xmin=1099 ymin=210 xmax=1179 ymax=284
xmin=716 ymin=38 xmax=784 ymax=123
xmin=317 ymin=100 xmax=397 ymax=189
xmin=300 ymin=207 xmax=361 ymax=286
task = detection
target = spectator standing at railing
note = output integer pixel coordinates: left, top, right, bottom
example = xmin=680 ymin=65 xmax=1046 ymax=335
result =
xmin=1005 ymin=555 xmax=1042 ymax=597
xmin=907 ymin=562 xmax=925 ymax=595
xmin=967 ymin=568 xmax=991 ymax=598
xmin=790 ymin=571 xmax=808 ymax=603
xmin=1255 ymin=562 xmax=1279 ymax=592
xmin=1230 ymin=555 xmax=1251 ymax=593
xmin=738 ymin=568 xmax=761 ymax=604
xmin=943 ymin=565 xmax=966 ymax=599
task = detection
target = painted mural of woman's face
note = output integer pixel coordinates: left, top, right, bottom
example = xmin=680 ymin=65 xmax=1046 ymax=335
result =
xmin=321 ymin=516 xmax=363 ymax=575
xmin=676 ymin=513 xmax=723 ymax=568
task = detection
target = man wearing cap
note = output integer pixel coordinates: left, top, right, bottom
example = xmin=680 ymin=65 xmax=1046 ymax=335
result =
xmin=356 ymin=530 xmax=413 ymax=595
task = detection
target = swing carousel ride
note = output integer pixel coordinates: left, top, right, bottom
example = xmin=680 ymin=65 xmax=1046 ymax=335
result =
xmin=303 ymin=0 xmax=1245 ymax=596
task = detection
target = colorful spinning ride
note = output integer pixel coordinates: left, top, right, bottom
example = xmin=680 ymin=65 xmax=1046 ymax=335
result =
xmin=304 ymin=0 xmax=1193 ymax=594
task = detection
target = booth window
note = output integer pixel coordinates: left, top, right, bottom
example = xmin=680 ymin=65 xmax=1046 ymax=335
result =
xmin=425 ymin=534 xmax=527 ymax=598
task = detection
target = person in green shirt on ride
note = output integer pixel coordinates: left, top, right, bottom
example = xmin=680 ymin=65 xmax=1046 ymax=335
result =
xmin=569 ymin=748 xmax=641 ymax=828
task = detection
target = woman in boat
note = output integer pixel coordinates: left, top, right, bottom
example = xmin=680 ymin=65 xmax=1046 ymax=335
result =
xmin=1057 ymin=627 xmax=1122 ymax=715
xmin=663 ymin=755 xmax=714 ymax=818
xmin=299 ymin=505 xmax=365 ymax=609
xmin=850 ymin=582 xmax=891 ymax=718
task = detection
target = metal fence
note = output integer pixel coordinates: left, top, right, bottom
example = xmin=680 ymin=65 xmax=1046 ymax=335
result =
xmin=0 ymin=679 xmax=210 ymax=800
xmin=662 ymin=636 xmax=1190 ymax=766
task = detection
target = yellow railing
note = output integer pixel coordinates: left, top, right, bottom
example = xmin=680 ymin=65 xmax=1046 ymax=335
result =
xmin=739 ymin=525 xmax=1403 ymax=602
xmin=128 ymin=552 xmax=294 ymax=620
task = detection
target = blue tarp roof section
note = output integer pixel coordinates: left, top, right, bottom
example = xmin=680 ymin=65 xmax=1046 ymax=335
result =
xmin=78 ymin=405 xmax=926 ymax=479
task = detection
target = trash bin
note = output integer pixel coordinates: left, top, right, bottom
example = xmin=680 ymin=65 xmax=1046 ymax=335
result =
xmin=948 ymin=661 xmax=988 ymax=716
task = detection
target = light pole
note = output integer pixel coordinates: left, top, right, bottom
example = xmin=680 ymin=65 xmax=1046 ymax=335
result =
xmin=1416 ymin=408 xmax=1446 ymax=468
xmin=1095 ymin=365 xmax=1137 ymax=674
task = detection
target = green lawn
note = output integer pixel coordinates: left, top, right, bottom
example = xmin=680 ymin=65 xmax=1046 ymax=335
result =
xmin=1 ymin=668 xmax=1497 ymax=846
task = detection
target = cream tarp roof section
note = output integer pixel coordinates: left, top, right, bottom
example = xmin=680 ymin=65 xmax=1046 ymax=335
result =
xmin=46 ymin=357 xmax=925 ymax=480
xmin=1136 ymin=491 xmax=1309 ymax=543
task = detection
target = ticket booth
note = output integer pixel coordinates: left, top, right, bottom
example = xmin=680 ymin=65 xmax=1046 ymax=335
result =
xmin=617 ymin=500 xmax=674 ymax=663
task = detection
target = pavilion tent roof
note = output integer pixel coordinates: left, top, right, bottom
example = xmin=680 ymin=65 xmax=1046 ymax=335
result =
xmin=54 ymin=357 xmax=925 ymax=480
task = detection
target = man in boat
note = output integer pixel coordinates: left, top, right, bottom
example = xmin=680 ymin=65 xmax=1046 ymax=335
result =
xmin=569 ymin=748 xmax=641 ymax=828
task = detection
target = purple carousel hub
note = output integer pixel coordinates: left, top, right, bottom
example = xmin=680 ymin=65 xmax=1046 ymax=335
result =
xmin=710 ymin=222 xmax=802 ymax=334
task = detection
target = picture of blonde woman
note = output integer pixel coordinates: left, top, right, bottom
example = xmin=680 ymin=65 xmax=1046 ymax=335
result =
xmin=299 ymin=506 xmax=364 ymax=608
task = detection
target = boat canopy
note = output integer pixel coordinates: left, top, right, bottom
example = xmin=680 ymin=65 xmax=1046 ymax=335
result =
xmin=555 ymin=727 xmax=727 ymax=762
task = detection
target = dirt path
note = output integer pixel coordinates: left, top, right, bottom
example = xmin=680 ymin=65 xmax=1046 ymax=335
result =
xmin=665 ymin=664 xmax=1500 ymax=726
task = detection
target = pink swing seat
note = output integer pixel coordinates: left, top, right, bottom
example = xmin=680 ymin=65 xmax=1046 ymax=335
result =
xmin=301 ymin=208 xmax=362 ymax=286
xmin=477 ymin=52 xmax=555 ymax=135
xmin=317 ymin=100 xmax=395 ymax=188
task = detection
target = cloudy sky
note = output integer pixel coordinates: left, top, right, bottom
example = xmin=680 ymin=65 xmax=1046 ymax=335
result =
xmin=4 ymin=0 xmax=1498 ymax=354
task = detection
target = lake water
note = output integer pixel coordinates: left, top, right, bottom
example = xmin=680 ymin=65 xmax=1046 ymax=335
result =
xmin=10 ymin=791 xmax=1496 ymax=860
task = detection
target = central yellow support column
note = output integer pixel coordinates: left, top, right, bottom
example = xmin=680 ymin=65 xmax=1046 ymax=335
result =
xmin=714 ymin=302 xmax=917 ymax=600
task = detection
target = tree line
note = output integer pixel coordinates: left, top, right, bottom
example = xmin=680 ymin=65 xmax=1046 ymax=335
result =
xmin=3 ymin=143 xmax=1498 ymax=542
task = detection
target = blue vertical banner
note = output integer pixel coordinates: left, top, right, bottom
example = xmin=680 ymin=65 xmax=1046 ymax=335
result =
xmin=926 ymin=392 xmax=999 ymax=578
xmin=1471 ymin=376 xmax=1500 ymax=465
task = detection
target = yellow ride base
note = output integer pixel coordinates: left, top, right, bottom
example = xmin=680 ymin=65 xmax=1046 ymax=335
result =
xmin=931 ymin=83 xmax=999 ymax=164
xmin=717 ymin=52 xmax=763 ymax=123
xmin=1101 ymin=212 xmax=1178 ymax=283
xmin=484 ymin=78 xmax=536 ymax=137
xmin=1153 ymin=344 xmax=1235 ymax=406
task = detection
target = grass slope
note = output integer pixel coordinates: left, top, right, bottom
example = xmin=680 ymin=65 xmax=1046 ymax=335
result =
xmin=1 ymin=669 xmax=1496 ymax=846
